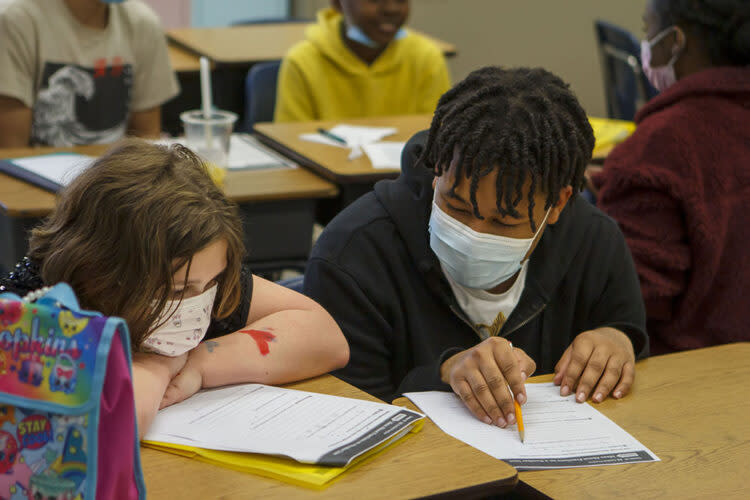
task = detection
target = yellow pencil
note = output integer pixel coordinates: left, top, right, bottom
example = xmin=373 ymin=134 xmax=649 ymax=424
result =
xmin=507 ymin=342 xmax=525 ymax=443
xmin=514 ymin=398 xmax=525 ymax=443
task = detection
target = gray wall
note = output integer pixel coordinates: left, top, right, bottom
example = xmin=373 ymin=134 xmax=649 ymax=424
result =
xmin=293 ymin=0 xmax=648 ymax=117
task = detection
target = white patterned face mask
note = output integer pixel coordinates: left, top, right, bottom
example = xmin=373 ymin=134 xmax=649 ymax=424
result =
xmin=142 ymin=284 xmax=217 ymax=356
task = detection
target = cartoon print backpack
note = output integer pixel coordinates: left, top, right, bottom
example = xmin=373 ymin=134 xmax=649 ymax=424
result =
xmin=0 ymin=283 xmax=145 ymax=499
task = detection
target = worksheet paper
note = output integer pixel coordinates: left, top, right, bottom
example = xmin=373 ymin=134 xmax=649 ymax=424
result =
xmin=405 ymin=383 xmax=658 ymax=470
xmin=11 ymin=154 xmax=95 ymax=188
xmin=225 ymin=134 xmax=295 ymax=170
xmin=362 ymin=141 xmax=406 ymax=169
xmin=300 ymin=124 xmax=397 ymax=148
xmin=157 ymin=134 xmax=294 ymax=170
xmin=145 ymin=384 xmax=424 ymax=467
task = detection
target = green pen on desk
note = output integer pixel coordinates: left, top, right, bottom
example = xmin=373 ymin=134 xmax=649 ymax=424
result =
xmin=317 ymin=128 xmax=348 ymax=145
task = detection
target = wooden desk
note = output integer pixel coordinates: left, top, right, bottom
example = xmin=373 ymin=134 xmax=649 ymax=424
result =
xmin=0 ymin=144 xmax=338 ymax=273
xmin=168 ymin=24 xmax=456 ymax=65
xmin=254 ymin=115 xmax=432 ymax=184
xmin=255 ymin=116 xmax=624 ymax=184
xmin=391 ymin=343 xmax=750 ymax=498
xmin=0 ymin=145 xmax=337 ymax=216
xmin=0 ymin=145 xmax=109 ymax=219
xmin=168 ymin=44 xmax=202 ymax=73
xmin=516 ymin=344 xmax=750 ymax=499
xmin=142 ymin=375 xmax=517 ymax=499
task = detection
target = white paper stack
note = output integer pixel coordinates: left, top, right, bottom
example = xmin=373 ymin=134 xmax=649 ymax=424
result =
xmin=145 ymin=383 xmax=425 ymax=467
xmin=405 ymin=382 xmax=659 ymax=470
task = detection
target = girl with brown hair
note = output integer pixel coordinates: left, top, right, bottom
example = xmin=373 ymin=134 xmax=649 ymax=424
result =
xmin=0 ymin=139 xmax=349 ymax=436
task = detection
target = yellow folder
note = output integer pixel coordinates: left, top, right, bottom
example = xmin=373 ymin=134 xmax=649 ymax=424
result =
xmin=142 ymin=418 xmax=424 ymax=490
xmin=589 ymin=117 xmax=636 ymax=156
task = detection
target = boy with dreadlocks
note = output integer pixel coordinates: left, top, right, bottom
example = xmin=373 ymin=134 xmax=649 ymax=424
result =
xmin=305 ymin=67 xmax=647 ymax=427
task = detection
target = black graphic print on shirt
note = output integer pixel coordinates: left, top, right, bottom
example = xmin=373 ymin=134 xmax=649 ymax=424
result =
xmin=31 ymin=58 xmax=133 ymax=146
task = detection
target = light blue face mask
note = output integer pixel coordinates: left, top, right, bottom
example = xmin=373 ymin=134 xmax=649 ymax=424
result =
xmin=345 ymin=23 xmax=407 ymax=48
xmin=429 ymin=201 xmax=550 ymax=290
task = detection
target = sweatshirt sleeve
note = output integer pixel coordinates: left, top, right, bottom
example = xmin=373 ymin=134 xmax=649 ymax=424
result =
xmin=304 ymin=257 xmax=452 ymax=402
xmin=594 ymin=139 xmax=691 ymax=327
xmin=395 ymin=348 xmax=456 ymax=396
xmin=0 ymin=7 xmax=37 ymax=107
xmin=274 ymin=55 xmax=316 ymax=122
xmin=585 ymin=216 xmax=650 ymax=359
xmin=304 ymin=257 xmax=396 ymax=399
xmin=130 ymin=4 xmax=179 ymax=111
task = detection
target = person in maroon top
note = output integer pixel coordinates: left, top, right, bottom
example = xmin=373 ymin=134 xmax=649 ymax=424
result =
xmin=591 ymin=0 xmax=750 ymax=354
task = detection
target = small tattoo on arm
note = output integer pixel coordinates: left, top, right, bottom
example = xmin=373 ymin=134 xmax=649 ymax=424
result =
xmin=204 ymin=340 xmax=219 ymax=353
xmin=239 ymin=329 xmax=276 ymax=356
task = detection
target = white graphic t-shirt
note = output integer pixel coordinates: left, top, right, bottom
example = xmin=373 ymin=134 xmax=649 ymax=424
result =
xmin=442 ymin=261 xmax=529 ymax=340
xmin=0 ymin=0 xmax=179 ymax=146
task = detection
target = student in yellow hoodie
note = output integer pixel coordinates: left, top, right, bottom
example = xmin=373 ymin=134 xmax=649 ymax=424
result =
xmin=274 ymin=0 xmax=451 ymax=122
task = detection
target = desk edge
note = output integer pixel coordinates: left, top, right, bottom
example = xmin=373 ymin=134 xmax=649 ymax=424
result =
xmin=253 ymin=130 xmax=399 ymax=184
xmin=167 ymin=33 xmax=284 ymax=66
xmin=421 ymin=474 xmax=518 ymax=499
xmin=229 ymin=185 xmax=339 ymax=203
xmin=167 ymin=29 xmax=457 ymax=64
xmin=167 ymin=35 xmax=211 ymax=61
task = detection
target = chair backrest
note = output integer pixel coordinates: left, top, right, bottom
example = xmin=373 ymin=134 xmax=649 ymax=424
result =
xmin=276 ymin=275 xmax=304 ymax=293
xmin=594 ymin=20 xmax=658 ymax=121
xmin=243 ymin=60 xmax=282 ymax=131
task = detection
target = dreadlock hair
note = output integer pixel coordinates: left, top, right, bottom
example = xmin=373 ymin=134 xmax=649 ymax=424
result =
xmin=654 ymin=0 xmax=750 ymax=66
xmin=420 ymin=66 xmax=595 ymax=232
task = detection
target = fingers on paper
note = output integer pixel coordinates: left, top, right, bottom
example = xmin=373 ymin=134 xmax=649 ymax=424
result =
xmin=512 ymin=347 xmax=536 ymax=383
xmin=560 ymin=335 xmax=594 ymax=398
xmin=450 ymin=338 xmax=525 ymax=427
xmin=610 ymin=361 xmax=635 ymax=400
xmin=553 ymin=346 xmax=571 ymax=387
xmin=491 ymin=341 xmax=525 ymax=410
xmin=452 ymin=379 xmax=494 ymax=425
xmin=575 ymin=347 xmax=611 ymax=403
xmin=558 ymin=331 xmax=636 ymax=403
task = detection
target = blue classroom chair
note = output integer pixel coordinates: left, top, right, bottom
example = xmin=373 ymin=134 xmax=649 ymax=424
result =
xmin=276 ymin=275 xmax=304 ymax=293
xmin=234 ymin=17 xmax=311 ymax=131
xmin=594 ymin=20 xmax=659 ymax=121
xmin=243 ymin=61 xmax=282 ymax=131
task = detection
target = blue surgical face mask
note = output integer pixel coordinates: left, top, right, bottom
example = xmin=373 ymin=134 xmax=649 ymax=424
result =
xmin=429 ymin=200 xmax=550 ymax=290
xmin=345 ymin=23 xmax=407 ymax=48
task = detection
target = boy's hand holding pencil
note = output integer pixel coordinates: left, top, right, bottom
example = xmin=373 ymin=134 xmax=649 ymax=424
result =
xmin=439 ymin=337 xmax=535 ymax=434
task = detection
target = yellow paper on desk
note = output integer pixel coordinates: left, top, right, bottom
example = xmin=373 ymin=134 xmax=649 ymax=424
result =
xmin=143 ymin=419 xmax=423 ymax=489
xmin=589 ymin=117 xmax=636 ymax=156
xmin=141 ymin=384 xmax=426 ymax=489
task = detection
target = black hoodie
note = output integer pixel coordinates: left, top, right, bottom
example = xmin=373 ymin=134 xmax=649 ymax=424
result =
xmin=305 ymin=131 xmax=648 ymax=403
